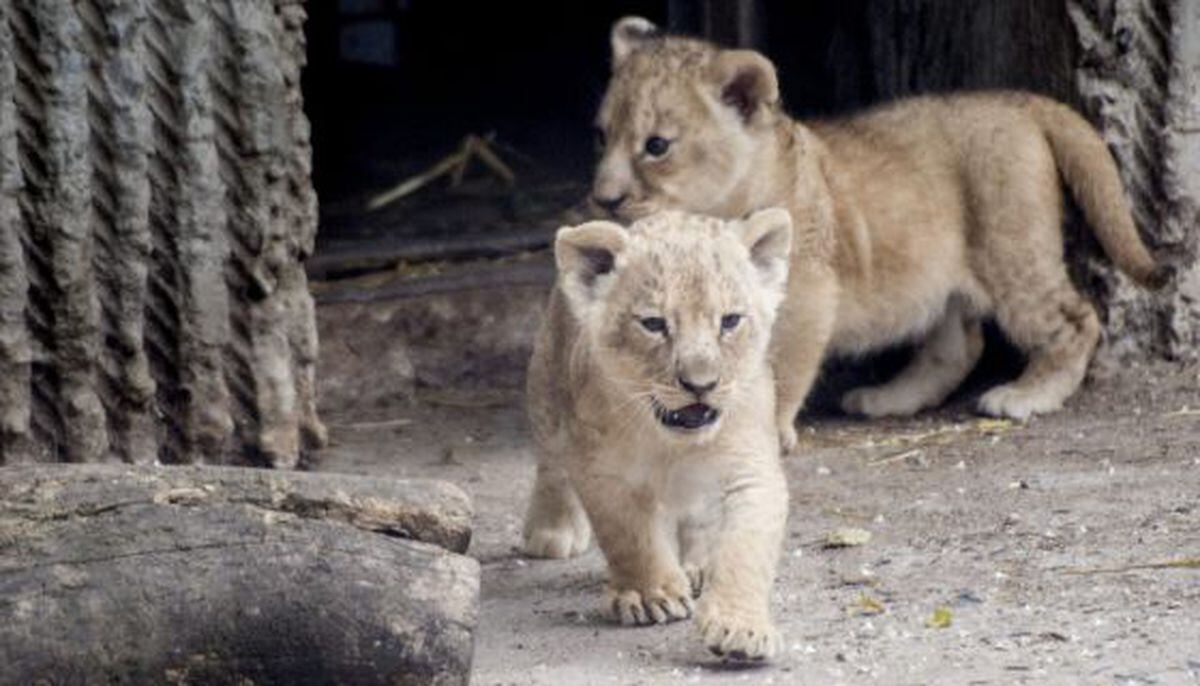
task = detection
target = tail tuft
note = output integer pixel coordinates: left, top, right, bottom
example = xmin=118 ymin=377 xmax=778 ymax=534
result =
xmin=1140 ymin=263 xmax=1173 ymax=290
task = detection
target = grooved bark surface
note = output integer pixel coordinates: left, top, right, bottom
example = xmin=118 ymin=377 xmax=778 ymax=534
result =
xmin=0 ymin=464 xmax=478 ymax=685
xmin=0 ymin=0 xmax=326 ymax=465
xmin=1066 ymin=0 xmax=1200 ymax=359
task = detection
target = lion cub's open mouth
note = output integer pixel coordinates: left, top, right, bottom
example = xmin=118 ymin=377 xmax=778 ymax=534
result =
xmin=652 ymin=399 xmax=721 ymax=431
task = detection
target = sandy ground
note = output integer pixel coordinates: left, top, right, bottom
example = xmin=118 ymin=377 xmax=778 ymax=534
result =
xmin=312 ymin=262 xmax=1199 ymax=684
xmin=314 ymin=353 xmax=1200 ymax=685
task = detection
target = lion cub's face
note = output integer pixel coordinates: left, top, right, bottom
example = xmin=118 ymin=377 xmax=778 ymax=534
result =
xmin=590 ymin=17 xmax=781 ymax=221
xmin=556 ymin=209 xmax=792 ymax=442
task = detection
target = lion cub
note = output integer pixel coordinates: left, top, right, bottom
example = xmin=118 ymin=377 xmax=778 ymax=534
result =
xmin=591 ymin=18 xmax=1168 ymax=451
xmin=523 ymin=209 xmax=793 ymax=660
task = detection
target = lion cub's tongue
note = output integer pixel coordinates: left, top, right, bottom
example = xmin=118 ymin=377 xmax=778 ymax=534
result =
xmin=673 ymin=403 xmax=718 ymax=429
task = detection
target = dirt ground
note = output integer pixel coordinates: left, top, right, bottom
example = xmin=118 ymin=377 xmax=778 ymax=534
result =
xmin=313 ymin=276 xmax=1200 ymax=685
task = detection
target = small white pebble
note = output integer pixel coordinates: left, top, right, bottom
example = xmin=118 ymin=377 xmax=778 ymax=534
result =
xmin=816 ymin=465 xmax=832 ymax=476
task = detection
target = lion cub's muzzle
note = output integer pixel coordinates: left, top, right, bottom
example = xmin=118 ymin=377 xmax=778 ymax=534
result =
xmin=651 ymin=398 xmax=721 ymax=431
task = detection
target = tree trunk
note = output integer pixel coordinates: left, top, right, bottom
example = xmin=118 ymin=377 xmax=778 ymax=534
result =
xmin=0 ymin=0 xmax=325 ymax=467
xmin=0 ymin=464 xmax=479 ymax=685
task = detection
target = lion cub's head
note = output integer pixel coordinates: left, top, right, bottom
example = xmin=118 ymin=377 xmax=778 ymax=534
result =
xmin=556 ymin=208 xmax=792 ymax=441
xmin=591 ymin=17 xmax=782 ymax=221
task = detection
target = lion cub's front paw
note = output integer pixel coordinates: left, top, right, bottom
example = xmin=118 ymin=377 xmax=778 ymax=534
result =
xmin=523 ymin=516 xmax=592 ymax=559
xmin=606 ymin=572 xmax=694 ymax=625
xmin=695 ymin=599 xmax=780 ymax=662
xmin=841 ymin=385 xmax=925 ymax=418
xmin=777 ymin=416 xmax=798 ymax=456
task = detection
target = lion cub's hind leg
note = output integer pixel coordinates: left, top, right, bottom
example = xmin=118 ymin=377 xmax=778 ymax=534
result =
xmin=523 ymin=461 xmax=593 ymax=559
xmin=969 ymin=143 xmax=1101 ymax=420
xmin=772 ymin=269 xmax=838 ymax=453
xmin=841 ymin=299 xmax=984 ymax=417
xmin=978 ymin=282 xmax=1099 ymax=420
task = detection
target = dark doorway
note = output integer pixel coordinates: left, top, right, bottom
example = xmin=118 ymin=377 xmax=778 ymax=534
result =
xmin=302 ymin=1 xmax=667 ymax=277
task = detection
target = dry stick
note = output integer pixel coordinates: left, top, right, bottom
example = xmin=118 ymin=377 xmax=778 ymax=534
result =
xmin=366 ymin=134 xmax=517 ymax=211
xmin=1061 ymin=558 xmax=1200 ymax=575
xmin=328 ymin=418 xmax=413 ymax=430
xmin=312 ymin=262 xmax=555 ymax=305
xmin=448 ymin=135 xmax=483 ymax=189
xmin=367 ymin=144 xmax=471 ymax=211
xmin=868 ymin=448 xmax=925 ymax=466
xmin=306 ymin=228 xmax=557 ymax=281
xmin=470 ymin=135 xmax=516 ymax=184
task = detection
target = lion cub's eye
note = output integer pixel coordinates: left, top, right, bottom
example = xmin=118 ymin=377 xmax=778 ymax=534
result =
xmin=643 ymin=136 xmax=671 ymax=158
xmin=639 ymin=316 xmax=668 ymax=334
xmin=720 ymin=314 xmax=743 ymax=332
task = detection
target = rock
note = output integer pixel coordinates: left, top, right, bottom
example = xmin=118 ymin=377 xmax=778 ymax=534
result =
xmin=0 ymin=464 xmax=479 ymax=685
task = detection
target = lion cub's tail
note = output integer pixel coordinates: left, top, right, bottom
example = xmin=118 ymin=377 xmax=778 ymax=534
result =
xmin=1031 ymin=98 xmax=1170 ymax=288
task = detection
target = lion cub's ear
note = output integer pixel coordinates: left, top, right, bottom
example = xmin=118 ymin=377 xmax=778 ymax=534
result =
xmin=709 ymin=50 xmax=779 ymax=124
xmin=555 ymin=220 xmax=629 ymax=317
xmin=611 ymin=16 xmax=660 ymax=66
xmin=739 ymin=208 xmax=793 ymax=302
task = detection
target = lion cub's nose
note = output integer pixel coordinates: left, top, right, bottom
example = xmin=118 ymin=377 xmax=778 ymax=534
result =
xmin=592 ymin=193 xmax=628 ymax=215
xmin=678 ymin=375 xmax=718 ymax=398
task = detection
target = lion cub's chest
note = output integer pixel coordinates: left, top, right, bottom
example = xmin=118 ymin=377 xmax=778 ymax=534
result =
xmin=592 ymin=440 xmax=722 ymax=513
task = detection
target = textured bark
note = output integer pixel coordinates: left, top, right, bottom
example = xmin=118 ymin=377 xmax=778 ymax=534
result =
xmin=0 ymin=464 xmax=478 ymax=685
xmin=1066 ymin=0 xmax=1200 ymax=359
xmin=0 ymin=0 xmax=326 ymax=465
xmin=0 ymin=4 xmax=31 ymax=462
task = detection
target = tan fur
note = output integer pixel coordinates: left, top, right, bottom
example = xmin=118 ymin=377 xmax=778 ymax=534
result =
xmin=592 ymin=19 xmax=1167 ymax=450
xmin=523 ymin=209 xmax=792 ymax=661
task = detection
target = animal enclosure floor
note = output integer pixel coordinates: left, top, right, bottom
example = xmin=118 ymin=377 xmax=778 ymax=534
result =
xmin=315 ymin=363 xmax=1200 ymax=685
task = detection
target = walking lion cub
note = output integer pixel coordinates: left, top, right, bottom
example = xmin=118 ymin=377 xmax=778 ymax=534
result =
xmin=523 ymin=209 xmax=793 ymax=660
xmin=591 ymin=18 xmax=1168 ymax=452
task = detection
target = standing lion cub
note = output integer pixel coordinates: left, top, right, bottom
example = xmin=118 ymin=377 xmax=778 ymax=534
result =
xmin=523 ymin=209 xmax=793 ymax=660
xmin=592 ymin=18 xmax=1168 ymax=452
